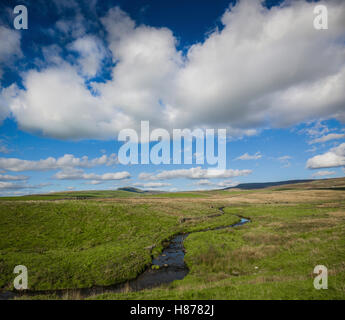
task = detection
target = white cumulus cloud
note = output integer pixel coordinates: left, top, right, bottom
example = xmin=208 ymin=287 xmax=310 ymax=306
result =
xmin=309 ymin=133 xmax=345 ymax=144
xmin=236 ymin=152 xmax=262 ymax=160
xmin=0 ymin=154 xmax=117 ymax=172
xmin=1 ymin=1 xmax=345 ymax=139
xmin=312 ymin=170 xmax=336 ymax=178
xmin=53 ymin=167 xmax=130 ymax=181
xmin=0 ymin=25 xmax=22 ymax=122
xmin=194 ymin=179 xmax=239 ymax=188
xmin=132 ymin=182 xmax=171 ymax=188
xmin=139 ymin=167 xmax=251 ymax=180
xmin=307 ymin=143 xmax=345 ymax=169
xmin=68 ymin=35 xmax=107 ymax=78
xmin=0 ymin=174 xmax=28 ymax=181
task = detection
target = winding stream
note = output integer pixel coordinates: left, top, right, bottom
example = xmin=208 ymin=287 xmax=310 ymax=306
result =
xmin=0 ymin=208 xmax=250 ymax=299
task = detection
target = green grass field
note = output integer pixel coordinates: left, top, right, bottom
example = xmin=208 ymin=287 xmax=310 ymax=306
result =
xmin=92 ymin=203 xmax=345 ymax=300
xmin=1 ymin=178 xmax=345 ymax=299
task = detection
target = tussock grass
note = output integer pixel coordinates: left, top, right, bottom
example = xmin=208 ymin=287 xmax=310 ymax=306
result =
xmin=0 ymin=199 xmax=235 ymax=291
xmin=2 ymin=178 xmax=345 ymax=299
xmin=94 ymin=200 xmax=345 ymax=300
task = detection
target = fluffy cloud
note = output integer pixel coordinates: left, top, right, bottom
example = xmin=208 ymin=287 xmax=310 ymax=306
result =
xmin=0 ymin=181 xmax=42 ymax=191
xmin=171 ymin=0 xmax=345 ymax=129
xmin=0 ymin=182 xmax=26 ymax=190
xmin=306 ymin=146 xmax=317 ymax=153
xmin=0 ymin=145 xmax=10 ymax=154
xmin=309 ymin=133 xmax=345 ymax=144
xmin=0 ymin=26 xmax=21 ymax=121
xmin=194 ymin=179 xmax=238 ymax=188
xmin=2 ymin=66 xmax=124 ymax=139
xmin=301 ymin=121 xmax=330 ymax=138
xmin=53 ymin=167 xmax=130 ymax=180
xmin=139 ymin=167 xmax=251 ymax=180
xmin=278 ymin=156 xmax=292 ymax=161
xmin=236 ymin=152 xmax=262 ymax=160
xmin=307 ymin=143 xmax=345 ymax=169
xmin=132 ymin=182 xmax=171 ymax=188
xmin=0 ymin=154 xmax=117 ymax=172
xmin=312 ymin=170 xmax=336 ymax=177
xmin=0 ymin=138 xmax=11 ymax=154
xmin=0 ymin=174 xmax=28 ymax=181
xmin=68 ymin=36 xmax=107 ymax=78
xmin=276 ymin=155 xmax=292 ymax=168
xmin=0 ymin=26 xmax=21 ymax=64
xmin=1 ymin=1 xmax=345 ymax=139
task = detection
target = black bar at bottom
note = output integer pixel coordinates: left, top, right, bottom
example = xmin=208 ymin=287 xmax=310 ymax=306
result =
xmin=0 ymin=299 xmax=343 ymax=319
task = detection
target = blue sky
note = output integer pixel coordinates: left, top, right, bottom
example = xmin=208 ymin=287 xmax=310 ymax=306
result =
xmin=0 ymin=0 xmax=344 ymax=195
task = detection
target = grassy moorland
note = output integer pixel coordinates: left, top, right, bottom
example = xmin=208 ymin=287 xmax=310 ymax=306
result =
xmin=0 ymin=178 xmax=344 ymax=299
xmin=0 ymin=198 xmax=237 ymax=291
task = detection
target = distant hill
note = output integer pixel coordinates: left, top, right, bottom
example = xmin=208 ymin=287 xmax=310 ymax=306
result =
xmin=223 ymin=179 xmax=313 ymax=190
xmin=2 ymin=178 xmax=344 ymax=201
xmin=116 ymin=187 xmax=164 ymax=194
xmin=116 ymin=187 xmax=146 ymax=193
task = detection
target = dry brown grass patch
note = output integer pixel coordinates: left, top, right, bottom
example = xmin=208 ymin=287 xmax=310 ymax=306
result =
xmin=243 ymin=232 xmax=289 ymax=245
xmin=327 ymin=211 xmax=345 ymax=218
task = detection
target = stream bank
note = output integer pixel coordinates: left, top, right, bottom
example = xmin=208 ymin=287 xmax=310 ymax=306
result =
xmin=0 ymin=208 xmax=250 ymax=299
